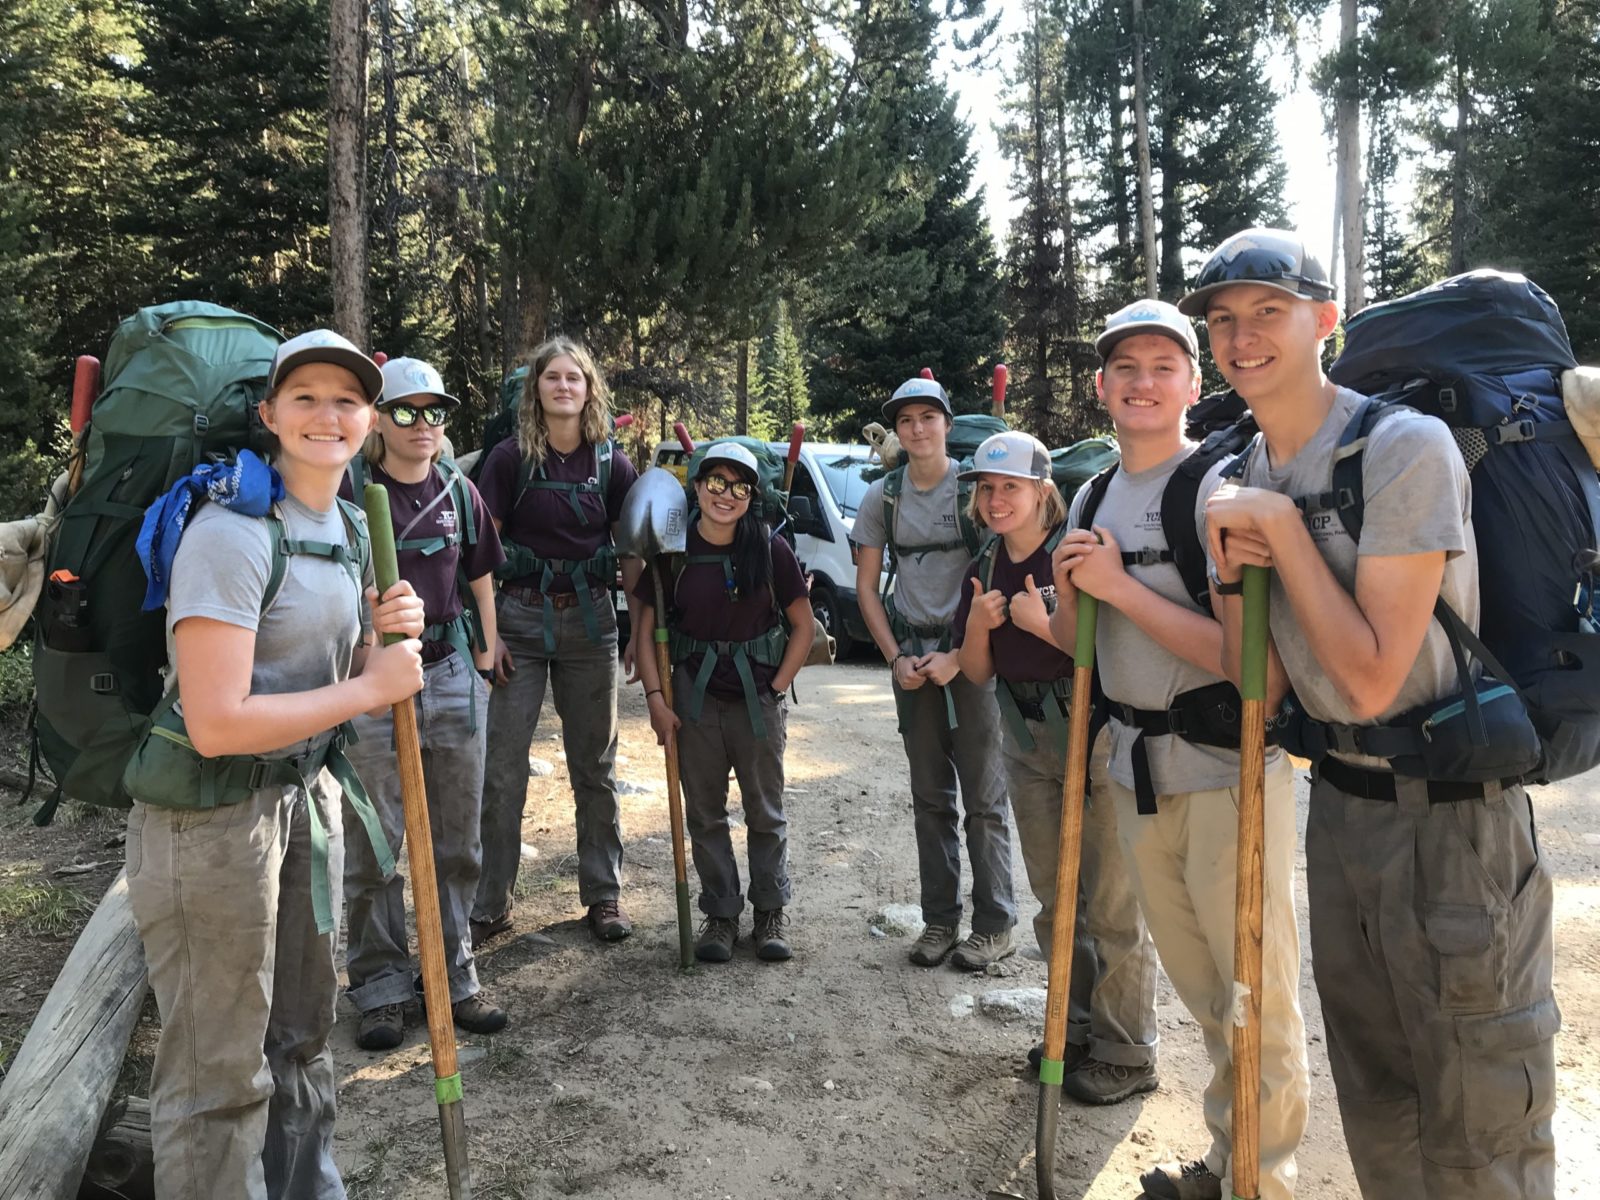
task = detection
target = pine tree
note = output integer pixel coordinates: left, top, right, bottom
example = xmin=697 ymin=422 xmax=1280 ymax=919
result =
xmin=800 ymin=0 xmax=1005 ymax=435
xmin=749 ymin=301 xmax=811 ymax=441
xmin=129 ymin=0 xmax=332 ymax=334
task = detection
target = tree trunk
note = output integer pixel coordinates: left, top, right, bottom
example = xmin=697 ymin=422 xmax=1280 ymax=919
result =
xmin=1131 ymin=0 xmax=1158 ymax=298
xmin=1157 ymin=100 xmax=1184 ymax=297
xmin=328 ymin=0 xmax=370 ymax=347
xmin=735 ymin=340 xmax=750 ymax=435
xmin=1106 ymin=37 xmax=1132 ymax=265
xmin=1336 ymin=0 xmax=1364 ymax=313
xmin=0 ymin=872 xmax=148 ymax=1199
xmin=1449 ymin=51 xmax=1472 ymax=274
xmin=375 ymin=0 xmax=400 ymax=287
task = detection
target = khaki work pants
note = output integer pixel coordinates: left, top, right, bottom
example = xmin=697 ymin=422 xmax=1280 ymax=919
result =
xmin=126 ymin=778 xmax=346 ymax=1200
xmin=1107 ymin=756 xmax=1308 ymax=1200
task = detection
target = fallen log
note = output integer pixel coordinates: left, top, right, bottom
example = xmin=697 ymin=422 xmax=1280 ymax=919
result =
xmin=83 ymin=1095 xmax=154 ymax=1200
xmin=0 ymin=869 xmax=148 ymax=1199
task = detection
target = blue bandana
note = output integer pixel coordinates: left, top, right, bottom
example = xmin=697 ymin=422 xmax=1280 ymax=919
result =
xmin=136 ymin=450 xmax=285 ymax=611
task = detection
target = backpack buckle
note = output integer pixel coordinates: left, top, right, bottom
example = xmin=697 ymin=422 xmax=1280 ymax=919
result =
xmin=89 ymin=672 xmax=116 ymax=694
xmin=1493 ymin=419 xmax=1536 ymax=445
xmin=1132 ymin=548 xmax=1166 ymax=567
xmin=193 ymin=413 xmax=210 ymax=435
xmin=247 ymin=761 xmax=271 ymax=790
xmin=1438 ymin=386 xmax=1458 ymax=414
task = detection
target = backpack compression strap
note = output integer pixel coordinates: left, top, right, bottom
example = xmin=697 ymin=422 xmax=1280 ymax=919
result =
xmin=514 ymin=438 xmax=614 ymax=525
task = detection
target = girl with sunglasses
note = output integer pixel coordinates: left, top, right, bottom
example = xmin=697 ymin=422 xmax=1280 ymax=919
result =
xmin=632 ymin=442 xmax=814 ymax=962
xmin=473 ymin=339 xmax=643 ymax=946
xmin=338 ymin=357 xmax=509 ymax=1050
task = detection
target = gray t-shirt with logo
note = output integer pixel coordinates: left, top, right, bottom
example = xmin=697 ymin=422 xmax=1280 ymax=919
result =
xmin=853 ymin=460 xmax=972 ymax=646
xmin=166 ymin=495 xmax=372 ymax=761
xmin=1070 ymin=447 xmax=1283 ymax=795
xmin=1217 ymin=386 xmax=1476 ymax=767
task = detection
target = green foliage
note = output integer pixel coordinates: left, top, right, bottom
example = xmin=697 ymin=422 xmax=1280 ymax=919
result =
xmin=748 ymin=302 xmax=811 ymax=441
xmin=0 ymin=870 xmax=94 ymax=938
xmin=0 ymin=645 xmax=36 ymax=719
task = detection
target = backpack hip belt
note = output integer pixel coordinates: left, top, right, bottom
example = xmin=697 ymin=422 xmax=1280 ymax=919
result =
xmin=1109 ymin=680 xmax=1273 ymax=815
xmin=1315 ymin=755 xmax=1508 ymax=805
xmin=498 ymin=542 xmax=616 ymax=652
xmin=996 ymin=676 xmax=1073 ymax=758
xmin=669 ymin=624 xmax=788 ymax=739
xmin=423 ymin=610 xmax=484 ymax=733
xmin=885 ymin=606 xmax=960 ymax=734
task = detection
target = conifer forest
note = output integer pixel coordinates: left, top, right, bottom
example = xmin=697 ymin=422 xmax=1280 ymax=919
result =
xmin=3 ymin=0 xmax=1597 ymax=521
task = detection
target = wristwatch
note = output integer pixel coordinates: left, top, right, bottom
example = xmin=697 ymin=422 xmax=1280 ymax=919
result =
xmin=1207 ymin=563 xmax=1245 ymax=596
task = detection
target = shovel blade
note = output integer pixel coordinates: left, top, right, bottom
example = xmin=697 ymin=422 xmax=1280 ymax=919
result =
xmin=616 ymin=467 xmax=688 ymax=557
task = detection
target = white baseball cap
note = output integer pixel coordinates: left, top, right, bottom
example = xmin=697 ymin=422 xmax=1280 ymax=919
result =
xmin=698 ymin=441 xmax=761 ymax=480
xmin=269 ymin=329 xmax=384 ymax=402
xmin=1095 ymin=300 xmax=1200 ymax=362
xmin=956 ymin=431 xmax=1052 ymax=482
xmin=379 ymin=357 xmax=460 ymax=408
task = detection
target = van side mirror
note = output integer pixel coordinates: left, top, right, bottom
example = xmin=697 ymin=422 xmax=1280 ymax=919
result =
xmin=786 ymin=495 xmax=832 ymax=541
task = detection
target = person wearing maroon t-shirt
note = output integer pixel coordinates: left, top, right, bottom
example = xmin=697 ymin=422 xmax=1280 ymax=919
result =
xmin=633 ymin=442 xmax=814 ymax=963
xmin=472 ymin=339 xmax=643 ymax=946
xmin=339 ymin=357 xmax=509 ymax=1052
xmin=953 ymin=431 xmax=1160 ymax=1101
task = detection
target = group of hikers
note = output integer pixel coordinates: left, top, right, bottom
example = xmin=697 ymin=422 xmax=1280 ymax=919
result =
xmin=117 ymin=225 xmax=1560 ymax=1200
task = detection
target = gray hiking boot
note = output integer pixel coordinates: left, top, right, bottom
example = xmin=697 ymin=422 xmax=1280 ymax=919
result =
xmin=752 ymin=908 xmax=793 ymax=961
xmin=907 ymin=923 xmax=960 ymax=967
xmin=1061 ymin=1055 xmax=1159 ymax=1105
xmin=949 ymin=927 xmax=1017 ymax=971
xmin=1138 ymin=1157 xmax=1222 ymax=1200
xmin=355 ymin=1003 xmax=405 ymax=1051
xmin=695 ymin=915 xmax=738 ymax=963
xmin=1027 ymin=1040 xmax=1090 ymax=1075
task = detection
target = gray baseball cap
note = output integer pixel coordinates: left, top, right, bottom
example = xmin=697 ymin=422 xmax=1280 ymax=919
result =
xmin=269 ymin=329 xmax=384 ymax=402
xmin=881 ymin=376 xmax=953 ymax=423
xmin=698 ymin=441 xmax=761 ymax=481
xmin=956 ymin=431 xmax=1051 ymax=483
xmin=1095 ymin=300 xmax=1200 ymax=362
xmin=379 ymin=356 xmax=460 ymax=409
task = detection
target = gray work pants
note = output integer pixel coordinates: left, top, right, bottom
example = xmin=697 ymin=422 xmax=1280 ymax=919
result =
xmin=1005 ymin=721 xmax=1160 ymax=1067
xmin=674 ymin=668 xmax=792 ymax=916
xmin=895 ymin=671 xmax=1016 ymax=935
xmin=126 ymin=777 xmax=346 ymax=1200
xmin=343 ymin=653 xmax=488 ymax=1009
xmin=474 ymin=588 xmax=623 ymax=922
xmin=1307 ymin=774 xmax=1558 ymax=1199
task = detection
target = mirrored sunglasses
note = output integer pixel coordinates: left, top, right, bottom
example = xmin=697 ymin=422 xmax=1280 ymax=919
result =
xmin=385 ymin=403 xmax=449 ymax=427
xmin=700 ymin=474 xmax=753 ymax=500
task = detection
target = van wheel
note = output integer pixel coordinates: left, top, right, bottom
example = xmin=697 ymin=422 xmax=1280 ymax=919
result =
xmin=808 ymin=582 xmax=854 ymax=660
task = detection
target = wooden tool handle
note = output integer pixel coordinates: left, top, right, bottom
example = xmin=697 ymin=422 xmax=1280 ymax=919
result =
xmin=651 ymin=564 xmax=695 ymax=968
xmin=673 ymin=421 xmax=694 ymax=453
xmin=1232 ymin=564 xmax=1269 ymax=1200
xmin=70 ymin=356 xmax=100 ymax=435
xmin=782 ymin=423 xmax=804 ymax=492
xmin=1039 ymin=596 xmax=1097 ymax=1079
xmin=363 ymin=485 xmax=460 ymax=1086
xmin=992 ymin=363 xmax=1008 ymax=419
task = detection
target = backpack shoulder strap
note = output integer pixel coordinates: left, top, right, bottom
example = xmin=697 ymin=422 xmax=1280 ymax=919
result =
xmin=597 ymin=438 xmax=614 ymax=499
xmin=346 ymin=453 xmax=368 ymax=498
xmin=976 ymin=531 xmax=1001 ymax=591
xmin=1324 ymin=397 xmax=1397 ymax=547
xmin=335 ymin=497 xmax=371 ymax=589
xmin=435 ymin=457 xmax=478 ymax=549
xmin=1077 ymin=464 xmax=1118 ymax=532
xmin=1161 ymin=437 xmax=1249 ymax=614
xmin=954 ymin=465 xmax=980 ymax=555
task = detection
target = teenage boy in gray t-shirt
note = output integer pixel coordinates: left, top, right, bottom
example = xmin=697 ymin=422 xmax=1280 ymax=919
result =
xmin=1195 ymin=229 xmax=1557 ymax=1200
xmin=1049 ymin=301 xmax=1308 ymax=1200
xmin=854 ymin=378 xmax=1017 ymax=971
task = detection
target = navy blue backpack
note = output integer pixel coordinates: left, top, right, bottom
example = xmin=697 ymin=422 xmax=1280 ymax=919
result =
xmin=1327 ymin=269 xmax=1600 ymax=783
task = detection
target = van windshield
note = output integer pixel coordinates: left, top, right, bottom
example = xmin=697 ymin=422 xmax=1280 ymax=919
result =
xmin=814 ymin=452 xmax=883 ymax=519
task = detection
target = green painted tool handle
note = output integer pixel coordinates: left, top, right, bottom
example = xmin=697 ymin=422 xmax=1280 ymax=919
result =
xmin=1241 ymin=565 xmax=1268 ymax=701
xmin=1074 ymin=594 xmax=1098 ymax=667
xmin=363 ymin=485 xmax=403 ymax=647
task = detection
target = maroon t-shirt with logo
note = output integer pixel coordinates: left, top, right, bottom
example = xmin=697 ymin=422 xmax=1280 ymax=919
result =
xmin=339 ymin=463 xmax=504 ymax=661
xmin=951 ymin=529 xmax=1072 ymax=684
xmin=476 ymin=437 xmax=638 ymax=591
xmin=632 ymin=523 xmax=809 ymax=700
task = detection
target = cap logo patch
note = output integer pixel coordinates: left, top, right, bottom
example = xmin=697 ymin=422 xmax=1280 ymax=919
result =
xmin=1219 ymin=236 xmax=1263 ymax=262
xmin=405 ymin=364 xmax=433 ymax=388
xmin=985 ymin=444 xmax=1010 ymax=462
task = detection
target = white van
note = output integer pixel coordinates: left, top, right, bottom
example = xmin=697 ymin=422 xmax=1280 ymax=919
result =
xmin=651 ymin=440 xmax=888 ymax=656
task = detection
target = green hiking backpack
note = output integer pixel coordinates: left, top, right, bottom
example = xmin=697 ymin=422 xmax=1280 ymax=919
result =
xmin=682 ymin=437 xmax=791 ymax=527
xmin=465 ymin=366 xmax=528 ymax=486
xmin=1050 ymin=436 xmax=1120 ymax=507
xmin=946 ymin=413 xmax=1010 ymax=461
xmin=29 ymin=301 xmax=286 ymax=821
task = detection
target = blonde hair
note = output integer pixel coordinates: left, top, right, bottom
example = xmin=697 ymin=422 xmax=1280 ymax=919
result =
xmin=516 ymin=338 xmax=613 ymax=468
xmin=965 ymin=475 xmax=1068 ymax=532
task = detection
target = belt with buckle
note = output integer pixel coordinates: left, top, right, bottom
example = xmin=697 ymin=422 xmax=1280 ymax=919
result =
xmin=502 ymin=584 xmax=593 ymax=610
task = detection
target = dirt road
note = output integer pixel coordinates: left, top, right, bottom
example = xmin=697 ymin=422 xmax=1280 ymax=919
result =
xmin=325 ymin=660 xmax=1598 ymax=1199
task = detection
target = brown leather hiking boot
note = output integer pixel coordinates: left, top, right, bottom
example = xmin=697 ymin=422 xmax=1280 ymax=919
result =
xmin=469 ymin=912 xmax=512 ymax=950
xmin=1138 ymin=1158 xmax=1222 ymax=1200
xmin=587 ymin=899 xmax=633 ymax=941
xmin=451 ymin=992 xmax=507 ymax=1035
xmin=355 ymin=1003 xmax=405 ymax=1051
